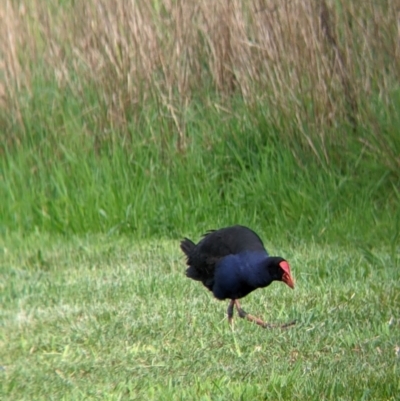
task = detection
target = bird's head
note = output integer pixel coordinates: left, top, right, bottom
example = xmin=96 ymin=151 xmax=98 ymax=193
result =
xmin=269 ymin=257 xmax=295 ymax=289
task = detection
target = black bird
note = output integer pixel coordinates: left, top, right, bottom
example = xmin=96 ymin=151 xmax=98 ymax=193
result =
xmin=180 ymin=225 xmax=295 ymax=328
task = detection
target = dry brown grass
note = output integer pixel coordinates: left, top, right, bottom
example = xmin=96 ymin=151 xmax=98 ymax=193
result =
xmin=1 ymin=0 xmax=399 ymax=164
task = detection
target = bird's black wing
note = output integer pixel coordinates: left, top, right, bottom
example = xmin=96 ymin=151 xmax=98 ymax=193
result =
xmin=198 ymin=225 xmax=266 ymax=256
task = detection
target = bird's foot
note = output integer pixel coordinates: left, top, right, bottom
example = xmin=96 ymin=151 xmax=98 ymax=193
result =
xmin=243 ymin=312 xmax=296 ymax=329
xmin=234 ymin=300 xmax=296 ymax=329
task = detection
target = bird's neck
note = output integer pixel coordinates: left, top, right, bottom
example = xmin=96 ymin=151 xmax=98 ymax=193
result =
xmin=236 ymin=252 xmax=273 ymax=288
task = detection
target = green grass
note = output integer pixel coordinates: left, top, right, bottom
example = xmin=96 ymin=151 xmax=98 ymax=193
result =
xmin=1 ymin=234 xmax=399 ymax=400
xmin=1 ymin=93 xmax=399 ymax=245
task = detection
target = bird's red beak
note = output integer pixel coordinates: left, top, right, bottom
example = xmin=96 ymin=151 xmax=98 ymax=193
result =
xmin=279 ymin=261 xmax=295 ymax=289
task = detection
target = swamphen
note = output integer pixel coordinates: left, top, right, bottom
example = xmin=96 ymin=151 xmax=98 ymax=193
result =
xmin=180 ymin=225 xmax=295 ymax=328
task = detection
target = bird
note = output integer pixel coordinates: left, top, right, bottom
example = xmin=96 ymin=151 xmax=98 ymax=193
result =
xmin=180 ymin=225 xmax=295 ymax=328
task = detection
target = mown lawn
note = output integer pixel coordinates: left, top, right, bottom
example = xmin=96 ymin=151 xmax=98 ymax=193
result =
xmin=1 ymin=234 xmax=399 ymax=400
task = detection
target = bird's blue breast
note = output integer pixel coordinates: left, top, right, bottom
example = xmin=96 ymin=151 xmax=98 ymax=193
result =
xmin=212 ymin=251 xmax=270 ymax=300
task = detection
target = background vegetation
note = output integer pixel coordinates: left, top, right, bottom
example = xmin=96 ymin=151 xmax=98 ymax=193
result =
xmin=1 ymin=0 xmax=399 ymax=242
xmin=0 ymin=0 xmax=399 ymax=399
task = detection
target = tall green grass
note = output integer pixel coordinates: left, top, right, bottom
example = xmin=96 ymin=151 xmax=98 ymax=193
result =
xmin=1 ymin=89 xmax=399 ymax=246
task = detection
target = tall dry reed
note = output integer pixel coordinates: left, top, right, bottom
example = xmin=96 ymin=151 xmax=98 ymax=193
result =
xmin=1 ymin=0 xmax=399 ymax=167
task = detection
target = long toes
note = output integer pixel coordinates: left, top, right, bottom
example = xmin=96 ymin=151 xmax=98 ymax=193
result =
xmin=280 ymin=319 xmax=297 ymax=328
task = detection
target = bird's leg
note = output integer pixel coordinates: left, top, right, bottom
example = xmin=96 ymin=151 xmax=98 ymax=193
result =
xmin=233 ymin=300 xmax=296 ymax=329
xmin=227 ymin=299 xmax=235 ymax=325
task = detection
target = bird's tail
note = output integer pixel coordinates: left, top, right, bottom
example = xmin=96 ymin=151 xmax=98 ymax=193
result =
xmin=180 ymin=238 xmax=203 ymax=281
xmin=180 ymin=238 xmax=195 ymax=257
